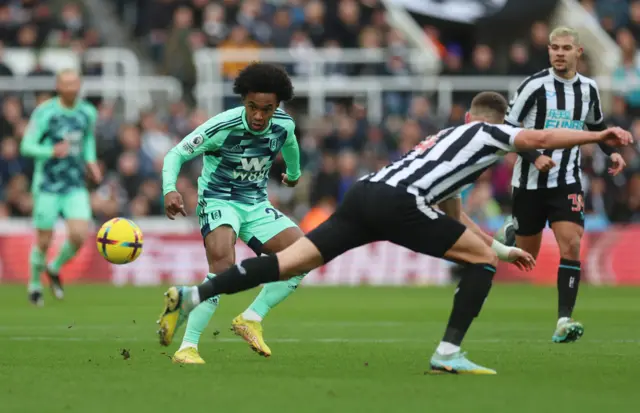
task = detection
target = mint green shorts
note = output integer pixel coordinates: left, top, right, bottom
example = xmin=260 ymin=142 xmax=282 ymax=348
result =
xmin=196 ymin=199 xmax=297 ymax=254
xmin=33 ymin=189 xmax=92 ymax=230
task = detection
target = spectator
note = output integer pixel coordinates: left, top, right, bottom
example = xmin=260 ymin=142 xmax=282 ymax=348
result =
xmin=628 ymin=1 xmax=640 ymax=43
xmin=303 ymin=1 xmax=326 ymax=47
xmin=507 ymin=42 xmax=537 ymax=76
xmin=330 ymin=0 xmax=361 ymax=48
xmin=219 ymin=25 xmax=260 ymax=80
xmin=613 ymin=29 xmax=640 ymax=116
xmin=528 ymin=21 xmax=550 ymax=70
xmin=202 ymin=3 xmax=228 ymax=47
xmin=163 ymin=6 xmax=198 ymax=99
xmin=270 ymin=7 xmax=294 ymax=48
xmin=0 ymin=42 xmax=13 ymax=77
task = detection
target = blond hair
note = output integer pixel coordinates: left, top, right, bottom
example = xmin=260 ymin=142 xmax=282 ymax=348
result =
xmin=549 ymin=27 xmax=580 ymax=45
xmin=56 ymin=68 xmax=80 ymax=81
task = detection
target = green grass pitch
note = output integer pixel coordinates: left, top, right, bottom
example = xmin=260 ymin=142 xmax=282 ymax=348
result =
xmin=0 ymin=284 xmax=639 ymax=413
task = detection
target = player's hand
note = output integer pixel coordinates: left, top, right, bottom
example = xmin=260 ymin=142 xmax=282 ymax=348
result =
xmin=533 ymin=155 xmax=556 ymax=172
xmin=52 ymin=141 xmax=70 ymax=158
xmin=87 ymin=162 xmax=103 ymax=184
xmin=164 ymin=191 xmax=186 ymax=220
xmin=507 ymin=247 xmax=536 ymax=272
xmin=608 ymin=153 xmax=626 ymax=176
xmin=600 ymin=127 xmax=634 ymax=147
xmin=281 ymin=173 xmax=298 ymax=188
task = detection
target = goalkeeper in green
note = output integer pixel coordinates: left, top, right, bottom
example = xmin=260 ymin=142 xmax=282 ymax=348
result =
xmin=160 ymin=62 xmax=306 ymax=363
xmin=20 ymin=69 xmax=102 ymax=306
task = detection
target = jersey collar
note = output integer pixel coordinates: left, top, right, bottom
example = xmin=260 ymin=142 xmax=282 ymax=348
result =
xmin=242 ymin=108 xmax=272 ymax=135
xmin=55 ymin=97 xmax=79 ymax=112
xmin=549 ymin=68 xmax=579 ymax=84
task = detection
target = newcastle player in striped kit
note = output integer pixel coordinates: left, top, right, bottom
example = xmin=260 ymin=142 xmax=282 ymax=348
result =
xmin=155 ymin=92 xmax=632 ymax=374
xmin=495 ymin=27 xmax=627 ymax=343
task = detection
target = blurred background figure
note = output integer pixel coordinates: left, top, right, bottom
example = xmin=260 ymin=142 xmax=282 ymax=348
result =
xmin=0 ymin=0 xmax=635 ymax=231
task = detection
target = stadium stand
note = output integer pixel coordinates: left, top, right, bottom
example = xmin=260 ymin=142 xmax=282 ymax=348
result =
xmin=1 ymin=0 xmax=639 ymax=227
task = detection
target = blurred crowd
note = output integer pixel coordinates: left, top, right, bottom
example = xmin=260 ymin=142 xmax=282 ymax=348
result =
xmin=1 ymin=0 xmax=640 ymax=225
xmin=0 ymin=0 xmax=102 ymax=66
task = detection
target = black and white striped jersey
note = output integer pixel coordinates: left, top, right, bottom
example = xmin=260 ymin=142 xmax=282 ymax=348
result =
xmin=363 ymin=122 xmax=521 ymax=205
xmin=505 ymin=68 xmax=605 ymax=190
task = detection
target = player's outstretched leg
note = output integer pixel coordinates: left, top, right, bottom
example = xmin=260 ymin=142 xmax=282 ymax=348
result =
xmin=157 ymin=238 xmax=323 ymax=347
xmin=172 ymin=274 xmax=219 ymax=364
xmin=429 ymin=229 xmax=500 ymax=375
xmin=232 ymin=274 xmax=305 ymax=357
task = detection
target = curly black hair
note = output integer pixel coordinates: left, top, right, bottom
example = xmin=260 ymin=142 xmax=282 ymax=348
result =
xmin=233 ymin=62 xmax=294 ymax=102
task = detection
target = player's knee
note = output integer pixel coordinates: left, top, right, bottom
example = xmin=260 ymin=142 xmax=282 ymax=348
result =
xmin=208 ymin=252 xmax=235 ymax=274
xmin=68 ymin=229 xmax=87 ymax=249
xmin=36 ymin=231 xmax=53 ymax=252
xmin=558 ymin=232 xmax=582 ymax=260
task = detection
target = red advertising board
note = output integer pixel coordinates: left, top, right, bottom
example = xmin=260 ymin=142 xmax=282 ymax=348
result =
xmin=0 ymin=226 xmax=639 ymax=286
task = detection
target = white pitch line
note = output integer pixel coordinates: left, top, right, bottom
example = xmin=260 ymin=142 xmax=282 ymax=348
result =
xmin=0 ymin=321 xmax=410 ymax=331
xmin=3 ymin=336 xmax=640 ymax=344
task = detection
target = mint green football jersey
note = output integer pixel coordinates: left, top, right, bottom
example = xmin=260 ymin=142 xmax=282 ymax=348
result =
xmin=162 ymin=106 xmax=301 ymax=205
xmin=20 ymin=97 xmax=97 ymax=195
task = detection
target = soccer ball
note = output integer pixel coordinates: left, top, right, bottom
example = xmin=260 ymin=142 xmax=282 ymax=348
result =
xmin=96 ymin=218 xmax=144 ymax=264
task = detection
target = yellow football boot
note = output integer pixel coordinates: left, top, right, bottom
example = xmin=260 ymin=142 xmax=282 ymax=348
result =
xmin=172 ymin=347 xmax=205 ymax=364
xmin=157 ymin=286 xmax=195 ymax=347
xmin=231 ymin=315 xmax=272 ymax=358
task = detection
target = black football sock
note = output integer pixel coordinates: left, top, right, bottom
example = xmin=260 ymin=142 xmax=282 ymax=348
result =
xmin=441 ymin=263 xmax=496 ymax=346
xmin=557 ymin=258 xmax=581 ymax=319
xmin=197 ymin=255 xmax=280 ymax=302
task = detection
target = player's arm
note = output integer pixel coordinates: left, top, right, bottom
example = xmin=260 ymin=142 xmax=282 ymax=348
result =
xmin=505 ymin=78 xmax=545 ymax=164
xmin=511 ymin=127 xmax=633 ymax=151
xmin=162 ymin=123 xmax=223 ymax=219
xmin=20 ymin=108 xmax=56 ymax=160
xmin=437 ymin=196 xmax=532 ymax=265
xmin=584 ymin=84 xmax=626 ymax=175
xmin=84 ymin=105 xmax=102 ymax=184
xmin=280 ymin=121 xmax=301 ymax=187
xmin=162 ymin=127 xmax=220 ymax=195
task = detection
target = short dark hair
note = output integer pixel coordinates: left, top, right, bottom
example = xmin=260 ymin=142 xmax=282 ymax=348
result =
xmin=233 ymin=62 xmax=294 ymax=102
xmin=469 ymin=91 xmax=508 ymax=122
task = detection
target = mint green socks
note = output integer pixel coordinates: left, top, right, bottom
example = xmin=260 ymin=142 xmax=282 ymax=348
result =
xmin=244 ymin=274 xmax=306 ymax=321
xmin=177 ymin=273 xmax=305 ymax=351
xmin=28 ymin=247 xmax=46 ymax=291
xmin=49 ymin=240 xmax=79 ymax=274
xmin=180 ymin=274 xmax=219 ymax=350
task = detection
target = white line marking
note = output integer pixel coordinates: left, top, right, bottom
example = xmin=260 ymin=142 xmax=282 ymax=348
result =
xmin=3 ymin=336 xmax=640 ymax=344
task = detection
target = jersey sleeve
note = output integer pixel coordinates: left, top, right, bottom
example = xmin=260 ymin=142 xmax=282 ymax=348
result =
xmin=507 ymin=77 xmax=544 ymax=162
xmin=483 ymin=123 xmax=522 ymax=152
xmin=20 ymin=105 xmax=54 ymax=160
xmin=162 ymin=120 xmax=226 ymax=196
xmin=281 ymin=121 xmax=301 ymax=181
xmin=505 ymin=77 xmax=539 ymax=127
xmin=585 ymin=83 xmax=604 ymax=126
xmin=83 ymin=104 xmax=98 ymax=163
xmin=583 ymin=83 xmax=616 ymax=155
